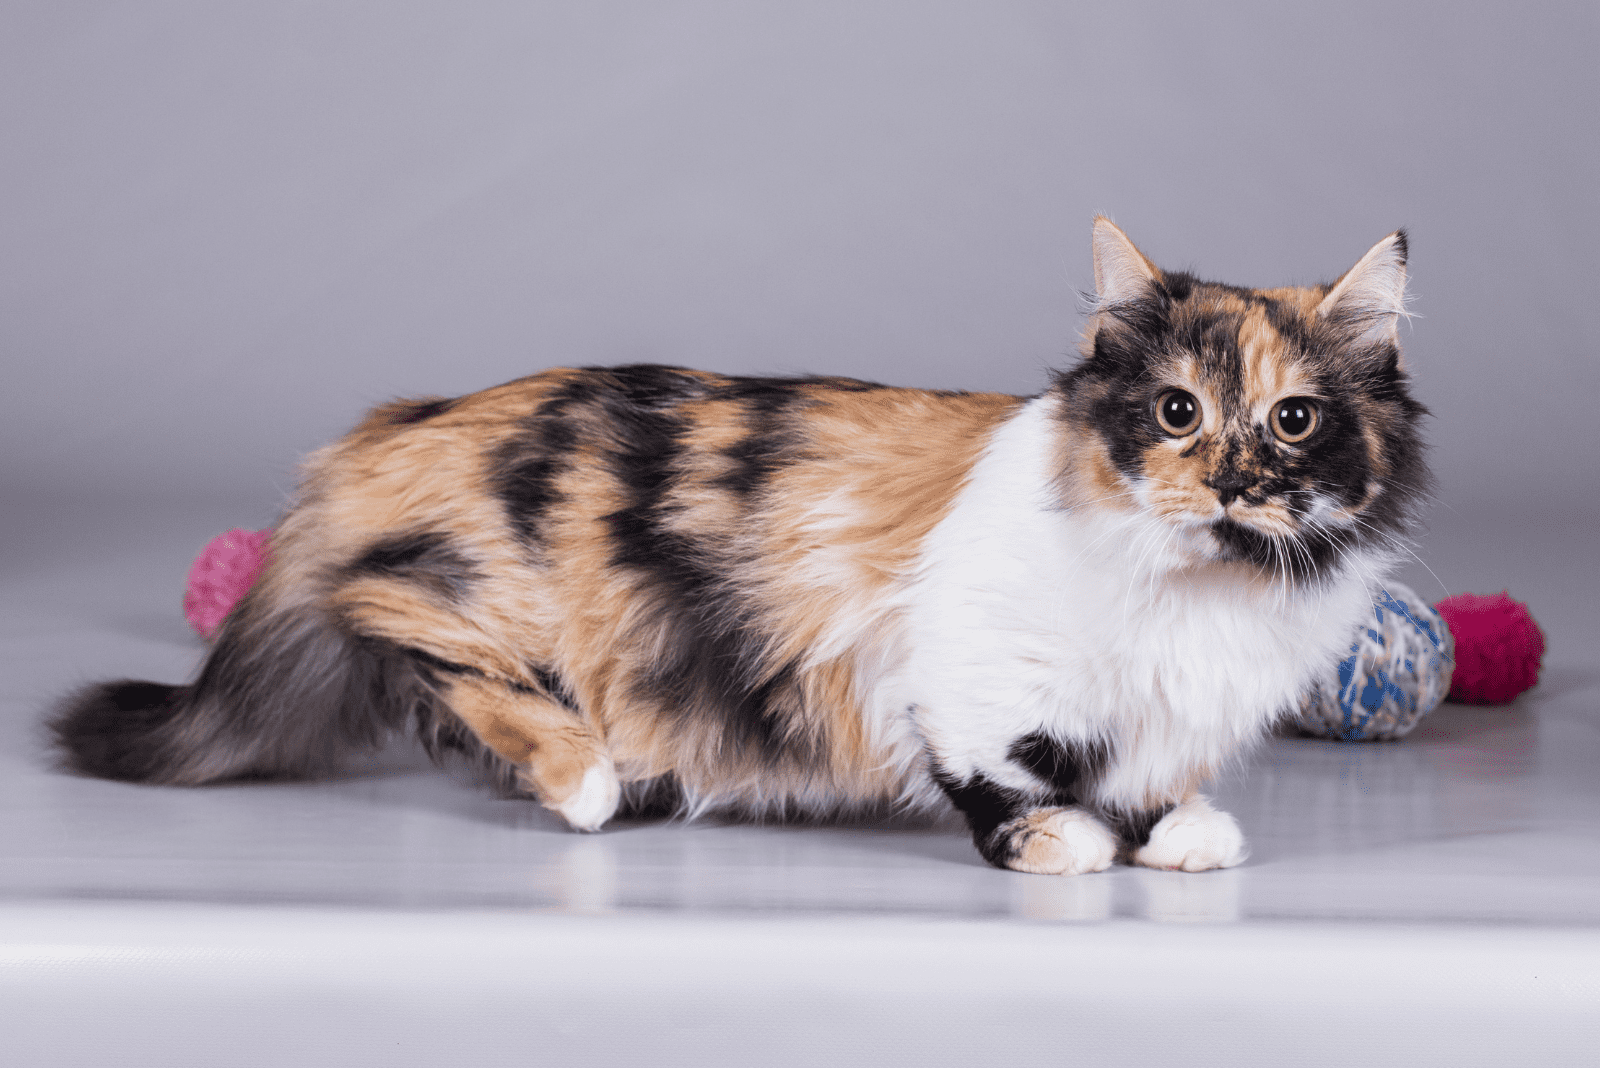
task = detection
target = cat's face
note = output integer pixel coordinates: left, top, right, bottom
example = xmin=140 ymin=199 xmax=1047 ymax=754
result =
xmin=1055 ymin=220 xmax=1430 ymax=584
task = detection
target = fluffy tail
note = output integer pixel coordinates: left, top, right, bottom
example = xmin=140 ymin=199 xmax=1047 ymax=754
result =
xmin=51 ymin=583 xmax=442 ymax=785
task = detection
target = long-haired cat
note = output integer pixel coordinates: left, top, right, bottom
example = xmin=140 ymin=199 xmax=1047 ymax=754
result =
xmin=52 ymin=219 xmax=1428 ymax=875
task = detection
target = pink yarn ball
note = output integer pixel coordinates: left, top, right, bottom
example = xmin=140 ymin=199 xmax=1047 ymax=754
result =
xmin=1434 ymin=591 xmax=1545 ymax=705
xmin=183 ymin=528 xmax=273 ymax=640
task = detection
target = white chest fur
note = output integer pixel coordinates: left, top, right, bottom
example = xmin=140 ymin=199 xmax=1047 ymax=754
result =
xmin=891 ymin=397 xmax=1383 ymax=811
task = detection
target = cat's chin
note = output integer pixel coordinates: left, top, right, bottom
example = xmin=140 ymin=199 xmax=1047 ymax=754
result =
xmin=1153 ymin=523 xmax=1291 ymax=582
xmin=1204 ymin=517 xmax=1339 ymax=583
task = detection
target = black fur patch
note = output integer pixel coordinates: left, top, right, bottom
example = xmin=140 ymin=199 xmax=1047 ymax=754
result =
xmin=714 ymin=378 xmax=808 ymax=498
xmin=710 ymin=374 xmax=892 ymax=498
xmin=592 ymin=367 xmax=822 ymax=769
xmin=347 ymin=531 xmax=481 ymax=603
xmin=405 ymin=650 xmax=579 ymax=713
xmin=710 ymin=374 xmax=888 ymax=498
xmin=930 ymin=764 xmax=1031 ymax=867
xmin=1102 ymin=804 xmax=1175 ymax=849
xmin=1006 ymin=731 xmax=1109 ymax=801
xmin=491 ymin=372 xmax=610 ymax=547
xmin=51 ymin=681 xmax=189 ymax=782
xmin=405 ymin=647 xmax=484 ymax=681
xmin=1210 ymin=517 xmax=1341 ymax=578
xmin=530 ymin=666 xmax=580 ymax=713
xmin=615 ymin=773 xmax=684 ymax=820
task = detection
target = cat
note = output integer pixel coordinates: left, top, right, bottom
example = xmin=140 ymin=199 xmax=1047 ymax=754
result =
xmin=51 ymin=218 xmax=1429 ymax=875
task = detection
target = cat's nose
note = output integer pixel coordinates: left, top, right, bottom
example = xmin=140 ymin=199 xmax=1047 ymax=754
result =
xmin=1206 ymin=471 xmax=1254 ymax=507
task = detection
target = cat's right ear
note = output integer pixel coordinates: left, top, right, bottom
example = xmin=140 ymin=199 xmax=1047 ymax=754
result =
xmin=1092 ymin=216 xmax=1161 ymax=307
xmin=1314 ymin=230 xmax=1409 ymax=345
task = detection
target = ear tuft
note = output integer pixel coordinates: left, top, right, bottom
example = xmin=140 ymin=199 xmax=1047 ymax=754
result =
xmin=1316 ymin=231 xmax=1410 ymax=344
xmin=1092 ymin=216 xmax=1161 ymax=307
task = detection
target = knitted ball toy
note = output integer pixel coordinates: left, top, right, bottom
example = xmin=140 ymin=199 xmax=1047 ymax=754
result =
xmin=1292 ymin=582 xmax=1456 ymax=741
xmin=182 ymin=528 xmax=272 ymax=640
xmin=1433 ymin=591 xmax=1546 ymax=704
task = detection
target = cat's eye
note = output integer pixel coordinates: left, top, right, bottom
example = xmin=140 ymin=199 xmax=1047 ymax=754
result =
xmin=1271 ymin=397 xmax=1319 ymax=443
xmin=1154 ymin=390 xmax=1200 ymax=436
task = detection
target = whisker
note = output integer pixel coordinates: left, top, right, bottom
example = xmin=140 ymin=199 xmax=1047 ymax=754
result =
xmin=1272 ymin=534 xmax=1294 ymax=607
xmin=1062 ymin=489 xmax=1144 ymax=510
xmin=1334 ymin=511 xmax=1452 ymax=599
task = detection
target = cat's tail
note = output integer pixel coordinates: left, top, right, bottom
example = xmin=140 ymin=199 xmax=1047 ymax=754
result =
xmin=50 ymin=578 xmax=439 ymax=785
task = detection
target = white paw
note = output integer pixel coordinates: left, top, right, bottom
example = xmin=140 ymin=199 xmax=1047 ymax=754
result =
xmin=1134 ymin=795 xmax=1248 ymax=872
xmin=1006 ymin=807 xmax=1119 ymax=876
xmin=552 ymin=759 xmax=621 ymax=832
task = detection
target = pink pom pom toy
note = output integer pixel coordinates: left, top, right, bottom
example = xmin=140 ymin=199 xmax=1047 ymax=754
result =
xmin=1434 ymin=591 xmax=1545 ymax=705
xmin=183 ymin=528 xmax=273 ymax=640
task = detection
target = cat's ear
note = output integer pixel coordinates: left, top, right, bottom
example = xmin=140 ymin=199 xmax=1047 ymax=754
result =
xmin=1092 ymin=216 xmax=1161 ymax=306
xmin=1315 ymin=230 xmax=1409 ymax=345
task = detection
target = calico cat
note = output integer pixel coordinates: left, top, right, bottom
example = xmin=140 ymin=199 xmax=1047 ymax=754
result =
xmin=52 ymin=218 xmax=1428 ymax=875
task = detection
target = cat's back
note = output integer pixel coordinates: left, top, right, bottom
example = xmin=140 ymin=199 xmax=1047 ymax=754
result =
xmin=287 ymin=363 xmax=1024 ymax=682
xmin=300 ymin=364 xmax=1021 ymax=576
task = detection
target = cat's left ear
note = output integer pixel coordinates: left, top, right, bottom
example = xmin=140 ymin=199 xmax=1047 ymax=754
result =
xmin=1315 ymin=230 xmax=1409 ymax=345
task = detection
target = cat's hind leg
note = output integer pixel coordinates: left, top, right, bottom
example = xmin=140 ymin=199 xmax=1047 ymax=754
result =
xmin=437 ymin=670 xmax=619 ymax=831
xmin=332 ymin=564 xmax=619 ymax=831
xmin=1129 ymin=793 xmax=1247 ymax=872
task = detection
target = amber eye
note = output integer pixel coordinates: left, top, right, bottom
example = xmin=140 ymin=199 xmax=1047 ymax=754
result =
xmin=1271 ymin=397 xmax=1319 ymax=443
xmin=1155 ymin=390 xmax=1200 ymax=436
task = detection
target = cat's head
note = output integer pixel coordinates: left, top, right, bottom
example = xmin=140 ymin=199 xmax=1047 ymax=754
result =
xmin=1053 ymin=217 xmax=1431 ymax=585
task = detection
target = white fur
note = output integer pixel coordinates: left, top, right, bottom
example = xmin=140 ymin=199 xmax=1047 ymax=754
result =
xmin=1134 ymin=794 xmax=1248 ymax=871
xmin=886 ymin=395 xmax=1386 ymax=821
xmin=554 ymin=759 xmax=621 ymax=832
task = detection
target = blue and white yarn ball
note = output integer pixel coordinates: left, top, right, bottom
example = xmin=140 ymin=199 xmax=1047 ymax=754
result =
xmin=1293 ymin=582 xmax=1456 ymax=741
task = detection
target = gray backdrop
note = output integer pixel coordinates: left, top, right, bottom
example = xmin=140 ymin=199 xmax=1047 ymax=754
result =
xmin=4 ymin=8 xmax=1598 ymax=1058
xmin=4 ymin=1 xmax=1596 ymax=520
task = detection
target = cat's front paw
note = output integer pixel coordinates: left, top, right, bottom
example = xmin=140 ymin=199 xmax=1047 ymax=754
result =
xmin=1133 ymin=795 xmax=1247 ymax=871
xmin=989 ymin=807 xmax=1118 ymax=876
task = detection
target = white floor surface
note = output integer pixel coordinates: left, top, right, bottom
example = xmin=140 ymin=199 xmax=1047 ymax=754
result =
xmin=3 ymin=495 xmax=1597 ymax=1066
